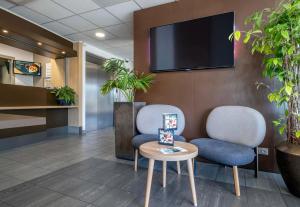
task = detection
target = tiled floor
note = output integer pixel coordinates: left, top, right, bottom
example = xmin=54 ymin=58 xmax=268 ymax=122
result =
xmin=0 ymin=128 xmax=298 ymax=207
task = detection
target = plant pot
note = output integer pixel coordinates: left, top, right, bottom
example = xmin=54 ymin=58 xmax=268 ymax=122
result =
xmin=276 ymin=141 xmax=300 ymax=197
xmin=114 ymin=102 xmax=145 ymax=160
xmin=56 ymin=99 xmax=70 ymax=106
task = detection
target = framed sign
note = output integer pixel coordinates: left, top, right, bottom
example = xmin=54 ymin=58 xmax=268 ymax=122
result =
xmin=163 ymin=113 xmax=178 ymax=130
xmin=158 ymin=128 xmax=174 ymax=146
xmin=14 ymin=60 xmax=41 ymax=76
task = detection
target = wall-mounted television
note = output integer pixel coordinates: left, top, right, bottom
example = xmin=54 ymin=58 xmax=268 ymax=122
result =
xmin=150 ymin=12 xmax=234 ymax=72
xmin=13 ymin=60 xmax=41 ymax=76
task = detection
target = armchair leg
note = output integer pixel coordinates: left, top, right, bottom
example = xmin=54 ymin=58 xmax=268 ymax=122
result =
xmin=163 ymin=161 xmax=167 ymax=187
xmin=177 ymin=161 xmax=181 ymax=175
xmin=232 ymin=166 xmax=240 ymax=196
xmin=254 ymin=147 xmax=259 ymax=178
xmin=134 ymin=149 xmax=138 ymax=172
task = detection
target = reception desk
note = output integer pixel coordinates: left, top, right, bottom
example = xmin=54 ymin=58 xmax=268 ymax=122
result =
xmin=0 ymin=105 xmax=78 ymax=110
xmin=0 ymin=113 xmax=46 ymax=129
xmin=0 ymin=83 xmax=80 ymax=139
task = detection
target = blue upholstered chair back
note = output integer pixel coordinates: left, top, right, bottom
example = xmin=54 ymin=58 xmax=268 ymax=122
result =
xmin=206 ymin=106 xmax=266 ymax=148
xmin=136 ymin=104 xmax=185 ymax=135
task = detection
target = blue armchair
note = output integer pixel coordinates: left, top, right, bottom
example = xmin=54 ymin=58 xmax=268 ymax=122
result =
xmin=190 ymin=106 xmax=266 ymax=196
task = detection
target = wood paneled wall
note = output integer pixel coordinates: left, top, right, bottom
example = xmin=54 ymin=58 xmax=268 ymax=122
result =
xmin=134 ymin=0 xmax=282 ymax=172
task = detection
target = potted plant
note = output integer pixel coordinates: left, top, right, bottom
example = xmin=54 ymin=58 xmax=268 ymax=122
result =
xmin=231 ymin=0 xmax=300 ymax=197
xmin=51 ymin=85 xmax=76 ymax=106
xmin=100 ymin=58 xmax=155 ymax=160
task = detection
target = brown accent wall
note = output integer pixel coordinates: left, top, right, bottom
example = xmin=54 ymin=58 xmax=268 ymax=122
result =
xmin=134 ymin=0 xmax=282 ymax=172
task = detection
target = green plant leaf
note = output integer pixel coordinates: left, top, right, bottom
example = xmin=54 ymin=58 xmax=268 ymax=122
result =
xmin=234 ymin=31 xmax=241 ymax=41
xmin=296 ymin=130 xmax=300 ymax=138
xmin=281 ymin=30 xmax=289 ymax=40
xmin=243 ymin=32 xmax=251 ymax=43
xmin=279 ymin=125 xmax=286 ymax=135
xmin=272 ymin=120 xmax=281 ymax=127
xmin=285 ymin=83 xmax=293 ymax=95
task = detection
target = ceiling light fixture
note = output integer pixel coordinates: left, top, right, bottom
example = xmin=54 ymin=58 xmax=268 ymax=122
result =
xmin=95 ymin=32 xmax=105 ymax=38
xmin=37 ymin=42 xmax=42 ymax=46
xmin=61 ymin=51 xmax=66 ymax=54
xmin=2 ymin=29 xmax=8 ymax=34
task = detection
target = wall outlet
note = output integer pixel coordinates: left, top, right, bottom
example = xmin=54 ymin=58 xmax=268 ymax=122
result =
xmin=257 ymin=147 xmax=269 ymax=156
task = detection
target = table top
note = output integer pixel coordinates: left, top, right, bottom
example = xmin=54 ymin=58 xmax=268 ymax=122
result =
xmin=139 ymin=141 xmax=198 ymax=161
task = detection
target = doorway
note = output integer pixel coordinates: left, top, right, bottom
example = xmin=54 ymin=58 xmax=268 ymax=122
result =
xmin=85 ymin=53 xmax=113 ymax=132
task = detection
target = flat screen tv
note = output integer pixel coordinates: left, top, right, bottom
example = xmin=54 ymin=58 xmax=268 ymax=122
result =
xmin=13 ymin=60 xmax=41 ymax=76
xmin=150 ymin=12 xmax=234 ymax=72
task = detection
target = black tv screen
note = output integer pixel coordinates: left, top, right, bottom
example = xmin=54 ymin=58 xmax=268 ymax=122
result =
xmin=150 ymin=12 xmax=234 ymax=72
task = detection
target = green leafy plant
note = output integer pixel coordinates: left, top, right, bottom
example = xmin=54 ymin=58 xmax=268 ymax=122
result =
xmin=51 ymin=86 xmax=76 ymax=105
xmin=100 ymin=58 xmax=155 ymax=102
xmin=230 ymin=0 xmax=300 ymax=144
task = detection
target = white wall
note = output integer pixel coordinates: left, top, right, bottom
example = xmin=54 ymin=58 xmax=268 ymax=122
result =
xmin=0 ymin=43 xmax=33 ymax=61
xmin=0 ymin=43 xmax=34 ymax=86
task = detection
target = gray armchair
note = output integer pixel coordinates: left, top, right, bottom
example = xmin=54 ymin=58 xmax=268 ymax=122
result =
xmin=191 ymin=106 xmax=266 ymax=196
xmin=132 ymin=104 xmax=186 ymax=172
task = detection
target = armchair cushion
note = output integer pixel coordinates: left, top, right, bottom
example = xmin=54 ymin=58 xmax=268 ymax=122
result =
xmin=190 ymin=138 xmax=255 ymax=166
xmin=132 ymin=134 xmax=186 ymax=149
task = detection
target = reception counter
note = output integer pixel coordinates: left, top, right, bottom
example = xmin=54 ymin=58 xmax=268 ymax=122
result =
xmin=0 ymin=113 xmax=46 ymax=129
xmin=0 ymin=105 xmax=78 ymax=110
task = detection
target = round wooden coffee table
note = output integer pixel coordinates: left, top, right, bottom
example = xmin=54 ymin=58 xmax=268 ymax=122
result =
xmin=139 ymin=141 xmax=198 ymax=207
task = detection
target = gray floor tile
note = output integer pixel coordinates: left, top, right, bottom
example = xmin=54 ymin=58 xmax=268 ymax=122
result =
xmin=2 ymin=186 xmax=62 ymax=207
xmin=194 ymin=162 xmax=220 ymax=181
xmin=92 ymin=188 xmax=137 ymax=207
xmin=0 ymin=174 xmax=24 ymax=191
xmin=44 ymin=196 xmax=87 ymax=207
xmin=0 ymin=202 xmax=11 ymax=207
xmin=272 ymin=173 xmax=291 ymax=195
xmin=245 ymin=169 xmax=280 ymax=192
xmin=247 ymin=187 xmax=287 ymax=207
xmin=282 ymin=194 xmax=300 ymax=207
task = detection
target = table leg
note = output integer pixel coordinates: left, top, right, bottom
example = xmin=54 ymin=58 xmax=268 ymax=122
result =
xmin=177 ymin=161 xmax=181 ymax=175
xmin=163 ymin=161 xmax=167 ymax=188
xmin=145 ymin=159 xmax=155 ymax=207
xmin=187 ymin=159 xmax=197 ymax=206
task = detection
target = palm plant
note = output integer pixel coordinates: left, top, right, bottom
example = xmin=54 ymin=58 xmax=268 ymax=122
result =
xmin=230 ymin=0 xmax=300 ymax=144
xmin=100 ymin=58 xmax=155 ymax=102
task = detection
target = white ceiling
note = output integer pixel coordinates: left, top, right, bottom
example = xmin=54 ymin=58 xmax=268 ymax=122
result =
xmin=0 ymin=0 xmax=177 ymax=61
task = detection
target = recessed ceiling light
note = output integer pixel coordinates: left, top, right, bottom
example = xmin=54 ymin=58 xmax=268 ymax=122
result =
xmin=37 ymin=42 xmax=42 ymax=46
xmin=61 ymin=51 xmax=66 ymax=54
xmin=2 ymin=29 xmax=8 ymax=34
xmin=95 ymin=32 xmax=105 ymax=38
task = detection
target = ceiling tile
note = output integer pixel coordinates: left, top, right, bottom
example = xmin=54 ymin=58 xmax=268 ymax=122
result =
xmin=105 ymin=45 xmax=133 ymax=60
xmin=11 ymin=6 xmax=52 ymax=24
xmin=84 ymin=28 xmax=115 ymax=40
xmin=43 ymin=21 xmax=76 ymax=36
xmin=65 ymin=33 xmax=90 ymax=41
xmin=52 ymin=0 xmax=100 ymax=14
xmin=0 ymin=0 xmax=15 ymax=9
xmin=85 ymin=39 xmax=112 ymax=49
xmin=134 ymin=0 xmax=175 ymax=9
xmin=105 ymin=1 xmax=140 ymax=22
xmin=104 ymin=23 xmax=132 ymax=38
xmin=92 ymin=0 xmax=130 ymax=8
xmin=103 ymin=39 xmax=133 ymax=47
xmin=81 ymin=9 xmax=120 ymax=27
xmin=25 ymin=0 xmax=73 ymax=20
xmin=59 ymin=15 xmax=97 ymax=32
